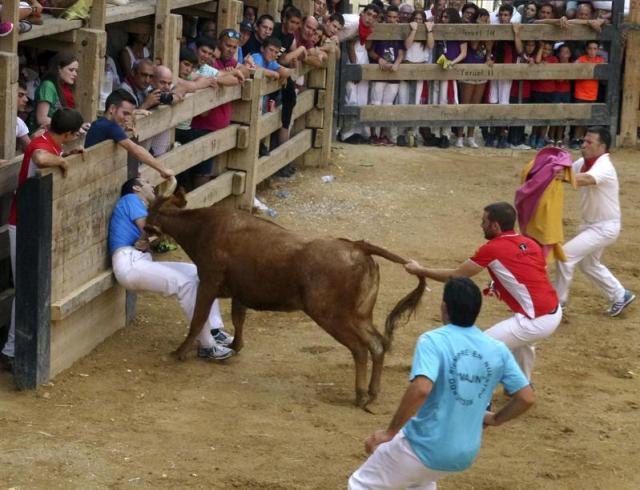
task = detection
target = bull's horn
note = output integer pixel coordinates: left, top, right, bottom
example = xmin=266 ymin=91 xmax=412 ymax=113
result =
xmin=157 ymin=177 xmax=177 ymax=197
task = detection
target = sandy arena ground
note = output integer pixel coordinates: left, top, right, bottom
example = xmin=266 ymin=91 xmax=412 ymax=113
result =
xmin=1 ymin=143 xmax=639 ymax=489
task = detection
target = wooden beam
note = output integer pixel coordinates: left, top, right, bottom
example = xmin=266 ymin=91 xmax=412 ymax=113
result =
xmin=50 ymin=270 xmax=116 ymax=321
xmin=185 ymin=170 xmax=237 ymax=208
xmin=106 ymin=0 xmax=155 ymax=24
xmin=292 ymin=0 xmax=313 ymax=17
xmin=606 ymin=0 xmax=626 ymax=145
xmin=226 ymin=75 xmax=263 ymax=209
xmin=73 ymin=29 xmax=107 ymax=126
xmin=134 ymin=85 xmax=242 ymax=140
xmin=620 ymin=33 xmax=640 ymax=145
xmin=257 ymin=0 xmax=281 ymax=22
xmin=0 ymin=156 xmax=21 ymax=196
xmin=18 ymin=16 xmax=83 ymax=42
xmin=0 ymin=54 xmax=18 ymax=160
xmin=141 ymin=125 xmax=239 ymax=185
xmin=257 ymin=129 xmax=312 ymax=182
xmin=351 ymin=103 xmax=607 ymax=127
xmin=88 ymin=0 xmax=107 ymax=30
xmin=344 ymin=62 xmax=605 ymax=82
xmin=14 ymin=174 xmax=53 ymax=390
xmin=217 ymin=0 xmax=235 ymax=32
xmin=260 ymin=64 xmax=313 ymax=95
xmin=368 ymin=23 xmax=612 ymax=41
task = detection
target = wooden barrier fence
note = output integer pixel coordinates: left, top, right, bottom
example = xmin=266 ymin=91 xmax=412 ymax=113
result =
xmin=336 ymin=8 xmax=626 ymax=142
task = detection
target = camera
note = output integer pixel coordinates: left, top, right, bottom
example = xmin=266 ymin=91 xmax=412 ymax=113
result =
xmin=158 ymin=92 xmax=174 ymax=104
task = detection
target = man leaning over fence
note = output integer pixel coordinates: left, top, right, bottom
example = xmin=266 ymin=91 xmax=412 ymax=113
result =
xmin=339 ymin=3 xmax=381 ymax=144
xmin=84 ymin=89 xmax=174 ymax=180
xmin=0 ymin=109 xmax=84 ymax=373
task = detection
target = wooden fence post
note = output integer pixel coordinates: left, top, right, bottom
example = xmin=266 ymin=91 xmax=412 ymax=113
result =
xmin=228 ymin=72 xmax=263 ymax=210
xmin=258 ymin=0 xmax=282 ymax=22
xmin=0 ymin=0 xmax=19 ymax=54
xmin=605 ymin=0 xmax=625 ymax=145
xmin=14 ymin=174 xmax=53 ymax=390
xmin=303 ymin=50 xmax=335 ymax=167
xmin=619 ymin=0 xmax=640 ymax=147
xmin=73 ymin=29 xmax=107 ymax=125
xmin=217 ymin=0 xmax=243 ymax=32
xmin=88 ymin=0 xmax=106 ymax=30
xmin=0 ymin=53 xmax=18 ymax=160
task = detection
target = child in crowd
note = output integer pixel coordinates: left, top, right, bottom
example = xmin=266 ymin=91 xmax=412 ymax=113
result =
xmin=398 ymin=11 xmax=434 ymax=147
xmin=570 ymin=40 xmax=605 ymax=148
xmin=368 ymin=5 xmax=404 ymax=146
xmin=530 ymin=41 xmax=558 ymax=149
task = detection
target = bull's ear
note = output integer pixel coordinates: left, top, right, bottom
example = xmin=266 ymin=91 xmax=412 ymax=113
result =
xmin=173 ymin=187 xmax=188 ymax=208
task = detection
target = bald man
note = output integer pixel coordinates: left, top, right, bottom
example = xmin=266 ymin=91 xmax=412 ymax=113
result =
xmin=297 ymin=16 xmax=328 ymax=67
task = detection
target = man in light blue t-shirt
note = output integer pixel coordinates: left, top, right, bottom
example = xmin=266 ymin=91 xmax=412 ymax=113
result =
xmin=349 ymin=277 xmax=535 ymax=489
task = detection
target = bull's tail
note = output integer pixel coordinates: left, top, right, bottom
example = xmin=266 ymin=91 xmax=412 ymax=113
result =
xmin=348 ymin=240 xmax=427 ymax=351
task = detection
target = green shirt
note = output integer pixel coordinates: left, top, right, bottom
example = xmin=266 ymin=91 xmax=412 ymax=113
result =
xmin=29 ymin=80 xmax=61 ymax=133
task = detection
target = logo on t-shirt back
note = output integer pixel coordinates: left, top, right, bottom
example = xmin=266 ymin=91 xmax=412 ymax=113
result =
xmin=448 ymin=349 xmax=492 ymax=406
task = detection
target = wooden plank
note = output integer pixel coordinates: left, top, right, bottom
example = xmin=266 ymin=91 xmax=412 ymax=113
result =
xmin=89 ymin=0 xmax=107 ymax=29
xmin=217 ymin=0 xmax=235 ymax=32
xmin=175 ymin=2 xmax=218 ymax=16
xmin=292 ymin=0 xmax=313 ymax=16
xmin=14 ymin=174 xmax=52 ymax=390
xmin=50 ymin=270 xmax=116 ymax=321
xmin=0 ymin=155 xmax=22 ymax=196
xmin=0 ymin=0 xmax=19 ymax=53
xmin=18 ymin=16 xmax=83 ymax=42
xmin=259 ymin=64 xmax=313 ymax=95
xmin=0 ymin=288 xmax=13 ymax=328
xmin=0 ymin=54 xmax=18 ymax=160
xmin=141 ymin=125 xmax=239 ymax=185
xmin=259 ymin=110 xmax=282 ymax=139
xmin=185 ymin=170 xmax=236 ymax=208
xmin=73 ymin=29 xmax=107 ymax=127
xmin=106 ymin=0 xmax=156 ymax=24
xmin=52 ymin=240 xmax=110 ymax=299
xmin=606 ymin=0 xmax=625 ymax=145
xmin=257 ymin=0 xmax=281 ymax=21
xmin=257 ymin=129 xmax=312 ymax=182
xmin=349 ymin=103 xmax=607 ymax=127
xmin=345 ymin=62 xmax=603 ymax=82
xmin=619 ymin=0 xmax=640 ymax=146
xmin=135 ymin=85 xmax=242 ymax=140
xmin=50 ymin=285 xmax=125 ymax=377
xmin=368 ymin=23 xmax=612 ymax=42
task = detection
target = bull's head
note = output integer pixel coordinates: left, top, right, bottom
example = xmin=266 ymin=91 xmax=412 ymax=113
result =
xmin=144 ymin=178 xmax=188 ymax=236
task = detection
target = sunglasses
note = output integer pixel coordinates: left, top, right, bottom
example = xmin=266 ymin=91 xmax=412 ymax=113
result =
xmin=224 ymin=30 xmax=241 ymax=40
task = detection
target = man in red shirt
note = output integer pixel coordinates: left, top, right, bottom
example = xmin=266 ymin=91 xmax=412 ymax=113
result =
xmin=405 ymin=202 xmax=562 ymax=380
xmin=1 ymin=108 xmax=84 ymax=372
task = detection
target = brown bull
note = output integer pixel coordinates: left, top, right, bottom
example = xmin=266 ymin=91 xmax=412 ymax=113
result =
xmin=145 ymin=190 xmax=426 ymax=408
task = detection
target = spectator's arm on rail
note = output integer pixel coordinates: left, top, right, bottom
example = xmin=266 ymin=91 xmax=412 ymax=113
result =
xmin=32 ymin=149 xmax=68 ymax=176
xmin=364 ymin=375 xmax=433 ymax=454
xmin=118 ymin=139 xmax=174 ymax=179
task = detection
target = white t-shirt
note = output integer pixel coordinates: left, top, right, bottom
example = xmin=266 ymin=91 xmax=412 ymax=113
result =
xmin=16 ymin=117 xmax=28 ymax=138
xmin=573 ymin=153 xmax=620 ymax=224
xmin=490 ymin=9 xmax=522 ymax=24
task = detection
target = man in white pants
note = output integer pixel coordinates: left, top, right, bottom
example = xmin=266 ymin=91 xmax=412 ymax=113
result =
xmin=555 ymin=126 xmax=636 ymax=316
xmin=405 ymin=202 xmax=562 ymax=380
xmin=339 ymin=4 xmax=380 ymax=143
xmin=349 ymin=278 xmax=534 ymax=489
xmin=109 ymin=177 xmax=234 ymax=360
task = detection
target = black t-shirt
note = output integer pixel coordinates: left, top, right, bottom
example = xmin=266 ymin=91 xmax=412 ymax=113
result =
xmin=273 ymin=23 xmax=295 ymax=59
xmin=244 ymin=33 xmax=263 ymax=56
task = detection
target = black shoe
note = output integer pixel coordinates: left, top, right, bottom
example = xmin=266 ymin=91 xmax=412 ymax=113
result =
xmin=396 ymin=134 xmax=408 ymax=147
xmin=341 ymin=134 xmax=361 ymax=144
xmin=423 ymin=134 xmax=440 ymax=147
xmin=259 ymin=143 xmax=270 ymax=157
xmin=438 ymin=136 xmax=450 ymax=149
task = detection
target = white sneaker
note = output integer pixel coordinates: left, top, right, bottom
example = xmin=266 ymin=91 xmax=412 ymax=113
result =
xmin=466 ymin=138 xmax=479 ymax=149
xmin=198 ymin=344 xmax=235 ymax=360
xmin=455 ymin=137 xmax=464 ymax=148
xmin=211 ymin=328 xmax=234 ymax=347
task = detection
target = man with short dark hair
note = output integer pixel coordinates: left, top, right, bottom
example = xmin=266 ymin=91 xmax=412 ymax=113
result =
xmin=1 ymin=108 xmax=84 ymax=371
xmin=120 ymin=59 xmax=162 ymax=110
xmin=555 ymin=127 xmax=636 ymax=316
xmin=348 ymin=277 xmax=534 ymax=489
xmin=405 ymin=202 xmax=562 ymax=379
xmin=84 ymin=89 xmax=174 ymax=179
xmin=244 ymin=14 xmax=276 ymax=55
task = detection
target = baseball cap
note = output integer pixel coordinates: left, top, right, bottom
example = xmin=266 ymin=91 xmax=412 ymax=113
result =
xmin=239 ymin=20 xmax=254 ymax=32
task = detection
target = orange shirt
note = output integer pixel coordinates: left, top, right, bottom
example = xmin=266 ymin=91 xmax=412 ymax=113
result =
xmin=574 ymin=55 xmax=605 ymax=101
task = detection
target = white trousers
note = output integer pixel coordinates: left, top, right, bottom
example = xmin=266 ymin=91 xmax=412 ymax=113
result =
xmin=489 ymin=79 xmax=512 ymax=105
xmin=555 ymin=220 xmax=625 ymax=304
xmin=2 ymin=225 xmax=17 ymax=357
xmin=349 ymin=431 xmax=451 ymax=490
xmin=371 ymin=81 xmax=400 ymax=106
xmin=342 ymin=80 xmax=371 ymax=139
xmin=112 ymin=247 xmax=223 ymax=349
xmin=484 ymin=307 xmax=562 ymax=380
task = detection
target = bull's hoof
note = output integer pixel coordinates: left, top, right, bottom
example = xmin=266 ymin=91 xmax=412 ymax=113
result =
xmin=355 ymin=390 xmax=368 ymax=410
xmin=229 ymin=340 xmax=244 ymax=353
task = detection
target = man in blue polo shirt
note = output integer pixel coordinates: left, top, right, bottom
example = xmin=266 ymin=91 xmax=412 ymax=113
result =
xmin=349 ymin=277 xmax=534 ymax=489
xmin=85 ymin=89 xmax=174 ymax=179
xmin=109 ymin=177 xmax=234 ymax=360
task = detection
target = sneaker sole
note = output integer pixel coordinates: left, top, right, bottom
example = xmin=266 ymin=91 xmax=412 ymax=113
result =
xmin=198 ymin=350 xmax=235 ymax=360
